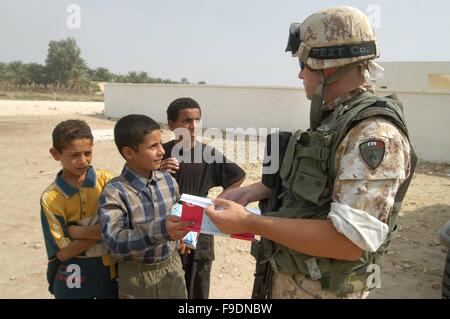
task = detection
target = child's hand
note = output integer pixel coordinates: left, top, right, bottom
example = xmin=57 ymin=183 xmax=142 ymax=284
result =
xmin=68 ymin=224 xmax=101 ymax=240
xmin=166 ymin=215 xmax=194 ymax=240
xmin=179 ymin=239 xmax=192 ymax=255
xmin=160 ymin=157 xmax=180 ymax=174
xmin=68 ymin=225 xmax=81 ymax=239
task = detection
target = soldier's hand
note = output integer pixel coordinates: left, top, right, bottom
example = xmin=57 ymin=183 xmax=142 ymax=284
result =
xmin=160 ymin=157 xmax=180 ymax=174
xmin=166 ymin=215 xmax=194 ymax=240
xmin=219 ymin=187 xmax=253 ymax=206
xmin=205 ymin=198 xmax=251 ymax=235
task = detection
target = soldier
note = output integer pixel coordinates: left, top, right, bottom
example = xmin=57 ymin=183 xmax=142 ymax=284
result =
xmin=205 ymin=5 xmax=416 ymax=299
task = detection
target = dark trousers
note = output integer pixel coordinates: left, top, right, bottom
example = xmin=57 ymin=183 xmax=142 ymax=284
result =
xmin=181 ymin=253 xmax=212 ymax=299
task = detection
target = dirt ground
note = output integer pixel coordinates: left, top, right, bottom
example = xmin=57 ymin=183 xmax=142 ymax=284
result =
xmin=0 ymin=101 xmax=449 ymax=299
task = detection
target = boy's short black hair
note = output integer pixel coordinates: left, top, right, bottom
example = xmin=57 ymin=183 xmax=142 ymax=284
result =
xmin=114 ymin=114 xmax=160 ymax=156
xmin=52 ymin=120 xmax=93 ymax=152
xmin=167 ymin=97 xmax=201 ymax=122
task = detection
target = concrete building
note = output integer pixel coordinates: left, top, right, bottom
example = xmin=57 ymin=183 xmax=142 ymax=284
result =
xmin=105 ymin=62 xmax=450 ymax=163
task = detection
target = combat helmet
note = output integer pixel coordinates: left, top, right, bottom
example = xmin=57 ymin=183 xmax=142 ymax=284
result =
xmin=286 ymin=6 xmax=379 ymax=129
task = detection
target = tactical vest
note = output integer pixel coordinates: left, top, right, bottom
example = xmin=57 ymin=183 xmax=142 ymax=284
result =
xmin=262 ymin=91 xmax=417 ymax=297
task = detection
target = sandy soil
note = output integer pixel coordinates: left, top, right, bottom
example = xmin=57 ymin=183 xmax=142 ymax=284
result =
xmin=0 ymin=100 xmax=448 ymax=299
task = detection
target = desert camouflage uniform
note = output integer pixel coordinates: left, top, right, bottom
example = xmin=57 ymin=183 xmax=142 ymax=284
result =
xmin=268 ymin=5 xmax=413 ymax=299
xmin=271 ymin=90 xmax=411 ymax=299
xmin=272 ymin=272 xmax=369 ymax=299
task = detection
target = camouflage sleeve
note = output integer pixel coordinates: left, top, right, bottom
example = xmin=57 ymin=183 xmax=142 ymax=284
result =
xmin=329 ymin=117 xmax=411 ymax=251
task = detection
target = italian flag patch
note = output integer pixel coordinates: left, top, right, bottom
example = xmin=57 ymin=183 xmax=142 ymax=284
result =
xmin=359 ymin=140 xmax=386 ymax=169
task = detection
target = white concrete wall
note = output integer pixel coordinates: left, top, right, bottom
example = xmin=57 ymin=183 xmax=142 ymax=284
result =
xmin=105 ymin=83 xmax=450 ymax=163
xmin=104 ymin=83 xmax=310 ymax=131
xmin=377 ymin=89 xmax=450 ymax=164
xmin=378 ymin=62 xmax=450 ymax=91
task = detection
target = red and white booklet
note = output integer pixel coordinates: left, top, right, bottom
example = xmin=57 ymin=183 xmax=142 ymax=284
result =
xmin=178 ymin=194 xmax=260 ymax=241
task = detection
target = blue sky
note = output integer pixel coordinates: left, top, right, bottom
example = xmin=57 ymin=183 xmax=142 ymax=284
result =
xmin=0 ymin=0 xmax=449 ymax=86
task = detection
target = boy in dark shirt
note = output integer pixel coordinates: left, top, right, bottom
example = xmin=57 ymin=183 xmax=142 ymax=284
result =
xmin=161 ymin=97 xmax=246 ymax=299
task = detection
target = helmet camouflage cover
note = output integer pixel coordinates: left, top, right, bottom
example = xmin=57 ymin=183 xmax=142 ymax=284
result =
xmin=286 ymin=6 xmax=379 ymax=70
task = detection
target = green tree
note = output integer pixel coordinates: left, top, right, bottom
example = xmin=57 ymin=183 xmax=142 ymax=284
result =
xmin=124 ymin=71 xmax=139 ymax=83
xmin=91 ymin=67 xmax=113 ymax=82
xmin=124 ymin=71 xmax=152 ymax=83
xmin=26 ymin=63 xmax=47 ymax=85
xmin=163 ymin=78 xmax=178 ymax=84
xmin=112 ymin=73 xmax=126 ymax=83
xmin=5 ymin=61 xmax=28 ymax=85
xmin=45 ymin=38 xmax=88 ymax=86
xmin=0 ymin=62 xmax=7 ymax=81
xmin=137 ymin=71 xmax=151 ymax=83
xmin=68 ymin=66 xmax=90 ymax=91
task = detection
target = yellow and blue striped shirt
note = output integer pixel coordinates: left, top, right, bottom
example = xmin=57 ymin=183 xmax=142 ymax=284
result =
xmin=40 ymin=166 xmax=117 ymax=298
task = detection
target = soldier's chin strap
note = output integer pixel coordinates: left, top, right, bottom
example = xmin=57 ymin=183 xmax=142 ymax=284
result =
xmin=309 ymin=62 xmax=362 ymax=130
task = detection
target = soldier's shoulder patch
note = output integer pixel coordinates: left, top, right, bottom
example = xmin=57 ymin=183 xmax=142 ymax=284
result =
xmin=359 ymin=140 xmax=385 ymax=169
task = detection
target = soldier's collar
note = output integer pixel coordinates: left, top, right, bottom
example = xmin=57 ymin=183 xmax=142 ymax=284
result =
xmin=322 ymin=86 xmax=368 ymax=112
